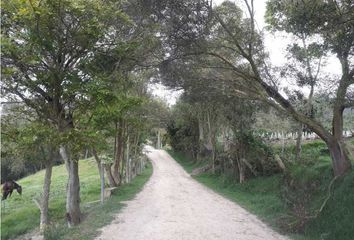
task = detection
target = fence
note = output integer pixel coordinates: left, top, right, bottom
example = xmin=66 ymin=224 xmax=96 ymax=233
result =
xmin=255 ymin=130 xmax=354 ymax=141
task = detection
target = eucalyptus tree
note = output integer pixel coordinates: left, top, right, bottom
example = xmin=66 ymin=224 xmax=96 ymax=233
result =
xmin=265 ymin=0 xmax=354 ymax=174
xmin=275 ymin=23 xmax=327 ymax=160
xmin=160 ymin=0 xmax=354 ymax=176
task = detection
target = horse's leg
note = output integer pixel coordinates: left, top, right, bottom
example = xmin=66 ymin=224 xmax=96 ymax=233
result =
xmin=9 ymin=190 xmax=13 ymax=198
xmin=2 ymin=191 xmax=9 ymax=200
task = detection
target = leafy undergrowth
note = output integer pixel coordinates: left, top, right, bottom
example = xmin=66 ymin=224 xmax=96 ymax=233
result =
xmin=1 ymin=159 xmax=152 ymax=240
xmin=168 ymin=140 xmax=354 ymax=240
xmin=303 ymin=171 xmax=354 ymax=240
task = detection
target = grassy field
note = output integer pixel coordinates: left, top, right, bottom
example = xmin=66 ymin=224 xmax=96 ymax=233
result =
xmin=1 ymin=158 xmax=152 ymax=240
xmin=168 ymin=139 xmax=354 ymax=240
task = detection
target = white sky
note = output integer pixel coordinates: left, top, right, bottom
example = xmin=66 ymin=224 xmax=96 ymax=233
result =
xmin=148 ymin=83 xmax=183 ymax=106
xmin=151 ymin=0 xmax=342 ymax=105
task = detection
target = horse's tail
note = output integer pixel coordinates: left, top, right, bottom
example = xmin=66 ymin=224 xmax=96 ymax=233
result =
xmin=2 ymin=192 xmax=8 ymax=200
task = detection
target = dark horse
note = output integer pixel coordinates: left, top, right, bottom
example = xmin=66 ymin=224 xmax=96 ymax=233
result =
xmin=2 ymin=181 xmax=22 ymax=200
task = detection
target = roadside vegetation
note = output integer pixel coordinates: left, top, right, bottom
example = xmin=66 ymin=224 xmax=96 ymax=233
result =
xmin=159 ymin=1 xmax=354 ymax=238
xmin=1 ymin=0 xmax=353 ymax=239
xmin=169 ymin=139 xmax=354 ymax=240
xmin=2 ymin=0 xmax=169 ymax=234
xmin=1 ymin=159 xmax=152 ymax=240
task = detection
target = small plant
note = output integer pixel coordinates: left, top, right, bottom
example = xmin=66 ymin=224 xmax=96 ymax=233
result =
xmin=44 ymin=224 xmax=66 ymax=240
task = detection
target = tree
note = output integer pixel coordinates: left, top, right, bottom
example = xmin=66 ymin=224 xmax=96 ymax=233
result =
xmin=1 ymin=106 xmax=59 ymax=231
xmin=265 ymin=0 xmax=353 ymax=175
xmin=161 ymin=0 xmax=353 ymax=176
xmin=1 ymin=0 xmax=127 ymax=225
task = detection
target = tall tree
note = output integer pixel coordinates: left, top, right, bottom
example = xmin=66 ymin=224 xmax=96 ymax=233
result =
xmin=161 ymin=0 xmax=353 ymax=176
xmin=1 ymin=0 xmax=127 ymax=225
xmin=1 ymin=107 xmax=59 ymax=231
xmin=265 ymin=0 xmax=354 ymax=175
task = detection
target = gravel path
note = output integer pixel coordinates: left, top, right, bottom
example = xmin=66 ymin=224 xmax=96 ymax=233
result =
xmin=96 ymin=146 xmax=288 ymax=240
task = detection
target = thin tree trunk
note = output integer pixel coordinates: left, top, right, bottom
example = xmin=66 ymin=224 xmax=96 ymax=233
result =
xmin=237 ymin=157 xmax=245 ymax=183
xmin=105 ymin=164 xmax=117 ymax=187
xmin=92 ymin=148 xmax=106 ymax=203
xmin=140 ymin=157 xmax=143 ymax=174
xmin=241 ymin=158 xmax=258 ymax=176
xmin=211 ymin=144 xmax=216 ymax=174
xmin=100 ymin=163 xmax=105 ymax=204
xmin=92 ymin=148 xmax=102 ymax=177
xmin=295 ymin=124 xmax=302 ymax=161
xmin=133 ymin=132 xmax=139 ymax=158
xmin=113 ymin=121 xmax=118 ymax=161
xmin=206 ymin=110 xmax=216 ymax=173
xmin=275 ymin=154 xmax=286 ymax=172
xmin=198 ymin=113 xmax=204 ymax=142
xmin=60 ymin=146 xmax=81 ymax=227
xmin=157 ymin=129 xmax=161 ymax=149
xmin=120 ymin=143 xmax=126 ymax=185
xmin=126 ymin=135 xmax=130 ymax=183
xmin=197 ymin=112 xmax=205 ymax=163
xmin=119 ymin=124 xmax=127 ymax=185
xmin=39 ymin=158 xmax=53 ymax=232
xmin=113 ymin=120 xmax=124 ymax=184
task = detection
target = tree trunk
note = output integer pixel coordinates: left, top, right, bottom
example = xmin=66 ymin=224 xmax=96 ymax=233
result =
xmin=198 ymin=113 xmax=204 ymax=141
xmin=100 ymin=163 xmax=105 ymax=204
xmin=39 ymin=159 xmax=53 ymax=232
xmin=211 ymin=144 xmax=216 ymax=174
xmin=157 ymin=129 xmax=161 ymax=149
xmin=105 ymin=164 xmax=117 ymax=187
xmin=327 ymin=139 xmax=352 ymax=176
xmin=120 ymin=144 xmax=126 ymax=185
xmin=331 ymin=78 xmax=352 ymax=176
xmin=237 ymin=158 xmax=245 ymax=183
xmin=66 ymin=159 xmax=81 ymax=226
xmin=274 ymin=154 xmax=286 ymax=172
xmin=113 ymin=122 xmax=118 ymax=161
xmin=60 ymin=146 xmax=81 ymax=227
xmin=92 ymin=149 xmax=117 ymax=187
xmin=197 ymin=111 xmax=205 ymax=163
xmin=206 ymin=110 xmax=216 ymax=173
xmin=92 ymin=148 xmax=106 ymax=203
xmin=92 ymin=148 xmax=102 ymax=177
xmin=133 ymin=132 xmax=139 ymax=157
xmin=126 ymin=135 xmax=130 ymax=183
xmin=113 ymin=120 xmax=124 ymax=184
xmin=92 ymin=144 xmax=117 ymax=187
xmin=295 ymin=124 xmax=302 ymax=161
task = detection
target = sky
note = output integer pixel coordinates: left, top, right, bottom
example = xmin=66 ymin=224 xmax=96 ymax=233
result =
xmin=151 ymin=0 xmax=342 ymax=105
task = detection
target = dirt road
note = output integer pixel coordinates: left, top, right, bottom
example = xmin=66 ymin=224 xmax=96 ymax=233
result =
xmin=96 ymin=146 xmax=288 ymax=240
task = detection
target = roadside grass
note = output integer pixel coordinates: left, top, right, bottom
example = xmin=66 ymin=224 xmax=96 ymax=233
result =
xmin=303 ymin=171 xmax=354 ymax=240
xmin=1 ymin=159 xmax=152 ymax=240
xmin=168 ymin=139 xmax=354 ymax=240
xmin=167 ymin=151 xmax=198 ymax=174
